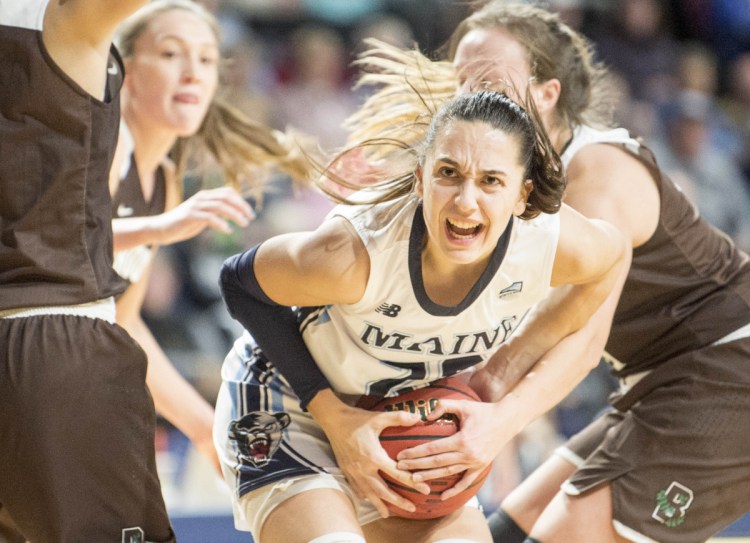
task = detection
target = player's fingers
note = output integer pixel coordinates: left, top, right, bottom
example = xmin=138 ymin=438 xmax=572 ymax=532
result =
xmin=366 ymin=475 xmax=419 ymax=515
xmin=345 ymin=474 xmax=367 ymax=501
xmin=379 ymin=461 xmax=430 ymax=495
xmin=439 ymin=467 xmax=483 ymax=501
xmin=374 ymin=409 xmax=423 ymax=430
xmin=396 ymin=450 xmax=463 ymax=472
xmin=212 ymin=191 xmax=255 ymax=219
xmin=200 ymin=200 xmax=253 ymax=227
xmin=395 ymin=431 xmax=463 ymax=460
xmin=410 ymin=461 xmax=469 ymax=483
xmin=425 ymin=398 xmax=462 ymax=421
xmin=357 ymin=475 xmax=398 ymax=517
xmin=191 ymin=189 xmax=255 ymax=221
xmin=203 ymin=214 xmax=233 ymax=234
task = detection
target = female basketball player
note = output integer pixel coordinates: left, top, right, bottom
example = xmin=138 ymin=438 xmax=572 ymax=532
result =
xmin=348 ymin=3 xmax=750 ymax=542
xmin=111 ymin=0 xmax=311 ymax=471
xmin=0 ymin=1 xmax=174 ymax=541
xmin=215 ymin=90 xmax=628 ymax=543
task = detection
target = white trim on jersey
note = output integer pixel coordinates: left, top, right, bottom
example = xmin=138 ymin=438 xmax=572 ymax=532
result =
xmin=0 ymin=0 xmax=47 ymax=30
xmin=560 ymin=125 xmax=641 ymax=169
xmin=113 ymin=246 xmax=153 ymax=283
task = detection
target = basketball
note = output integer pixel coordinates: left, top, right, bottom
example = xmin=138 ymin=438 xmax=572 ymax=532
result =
xmin=364 ymin=375 xmax=492 ymax=520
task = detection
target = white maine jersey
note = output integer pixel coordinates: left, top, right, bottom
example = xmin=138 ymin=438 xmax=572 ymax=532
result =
xmin=561 ymin=125 xmax=641 ymax=168
xmin=0 ymin=0 xmax=47 ymax=29
xmin=300 ymin=196 xmax=560 ymax=398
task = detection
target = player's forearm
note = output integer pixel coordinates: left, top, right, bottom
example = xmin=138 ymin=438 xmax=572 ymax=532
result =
xmin=488 ymin=311 xmax=612 ymax=440
xmin=494 ymin=261 xmax=630 ymax=432
xmin=481 ymin=245 xmax=629 ymax=402
xmin=219 ymin=246 xmax=332 ymax=408
xmin=112 ymin=217 xmax=167 ymax=252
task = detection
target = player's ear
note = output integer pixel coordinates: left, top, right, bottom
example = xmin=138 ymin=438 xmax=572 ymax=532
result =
xmin=415 ymin=164 xmax=424 ymax=198
xmin=513 ymin=179 xmax=533 ymax=216
xmin=533 ymin=78 xmax=561 ymax=115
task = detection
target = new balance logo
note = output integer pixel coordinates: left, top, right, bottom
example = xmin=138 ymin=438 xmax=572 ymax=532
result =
xmin=376 ymin=303 xmax=401 ymax=318
xmin=498 ymin=281 xmax=523 ymax=298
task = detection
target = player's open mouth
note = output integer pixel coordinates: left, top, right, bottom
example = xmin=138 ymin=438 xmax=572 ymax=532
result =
xmin=446 ymin=218 xmax=483 ymax=239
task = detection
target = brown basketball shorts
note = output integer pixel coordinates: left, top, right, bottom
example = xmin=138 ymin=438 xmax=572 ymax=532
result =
xmin=558 ymin=336 xmax=750 ymax=543
xmin=0 ymin=314 xmax=175 ymax=543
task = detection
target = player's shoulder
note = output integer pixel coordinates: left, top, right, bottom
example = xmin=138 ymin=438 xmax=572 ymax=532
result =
xmin=568 ymin=141 xmax=654 ymax=194
xmin=565 ymin=143 xmax=660 ymax=245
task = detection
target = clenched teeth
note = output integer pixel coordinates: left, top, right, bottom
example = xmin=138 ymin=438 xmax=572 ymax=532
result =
xmin=446 ymin=218 xmax=482 ymax=238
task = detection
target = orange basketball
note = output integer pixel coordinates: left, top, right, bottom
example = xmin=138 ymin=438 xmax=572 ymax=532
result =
xmin=365 ymin=376 xmax=492 ymax=519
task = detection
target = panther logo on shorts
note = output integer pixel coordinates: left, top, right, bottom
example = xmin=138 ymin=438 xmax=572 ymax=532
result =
xmin=228 ymin=411 xmax=291 ymax=467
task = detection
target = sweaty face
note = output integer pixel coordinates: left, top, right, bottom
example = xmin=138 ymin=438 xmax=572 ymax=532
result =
xmin=453 ymin=27 xmax=533 ymax=102
xmin=416 ymin=119 xmax=530 ymax=270
xmin=124 ymin=9 xmax=219 ymax=137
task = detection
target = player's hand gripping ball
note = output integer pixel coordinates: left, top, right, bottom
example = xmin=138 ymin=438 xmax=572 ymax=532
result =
xmin=363 ymin=376 xmax=492 ymax=519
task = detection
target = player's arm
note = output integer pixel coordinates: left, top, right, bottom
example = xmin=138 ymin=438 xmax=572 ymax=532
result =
xmin=42 ymin=0 xmax=150 ymax=98
xmin=220 ymin=218 xmax=427 ymax=516
xmin=219 ymin=216 xmax=370 ymax=406
xmin=473 ymin=143 xmax=653 ymax=400
xmin=113 ymin=161 xmax=253 ymax=252
xmin=394 ymin=207 xmax=628 ymax=482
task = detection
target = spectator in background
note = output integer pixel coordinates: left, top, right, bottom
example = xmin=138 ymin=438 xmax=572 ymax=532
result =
xmin=594 ymin=0 xmax=680 ymax=105
xmin=111 ymin=0 xmax=312 ymax=473
xmin=272 ymin=24 xmax=359 ymax=151
xmin=673 ymin=41 xmax=744 ymax=164
xmin=648 ymin=90 xmax=750 ymax=251
xmin=708 ymin=0 xmax=750 ymax=74
xmin=351 ymin=12 xmax=415 ymax=54
xmin=721 ymin=52 xmax=750 ymax=182
xmin=677 ymin=41 xmax=720 ymax=96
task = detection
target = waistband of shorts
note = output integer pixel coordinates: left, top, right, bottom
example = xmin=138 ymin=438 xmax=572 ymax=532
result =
xmin=618 ymin=369 xmax=650 ymax=392
xmin=610 ymin=321 xmax=750 ymax=393
xmin=711 ymin=321 xmax=750 ymax=347
xmin=0 ymin=297 xmax=116 ymax=323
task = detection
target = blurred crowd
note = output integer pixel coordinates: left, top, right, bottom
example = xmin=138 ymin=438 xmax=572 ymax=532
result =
xmin=142 ymin=0 xmax=750 ymax=514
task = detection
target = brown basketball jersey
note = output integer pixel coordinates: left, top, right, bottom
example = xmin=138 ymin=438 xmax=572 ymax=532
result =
xmin=608 ymin=144 xmax=750 ymax=375
xmin=562 ymin=125 xmax=750 ymax=376
xmin=111 ymin=156 xmax=167 ymax=284
xmin=112 ymin=155 xmax=167 ymax=221
xmin=0 ymin=23 xmax=127 ymax=309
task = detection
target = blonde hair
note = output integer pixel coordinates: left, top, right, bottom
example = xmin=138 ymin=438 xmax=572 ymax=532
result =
xmin=344 ymin=38 xmax=458 ymax=155
xmin=344 ymin=1 xmax=619 ymax=161
xmin=317 ymin=89 xmax=565 ymax=220
xmin=446 ymin=1 xmax=617 ymax=130
xmin=116 ymin=0 xmax=314 ymax=200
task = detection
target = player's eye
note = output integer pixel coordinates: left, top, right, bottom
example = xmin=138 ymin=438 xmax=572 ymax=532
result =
xmin=438 ymin=166 xmax=458 ymax=178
